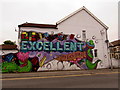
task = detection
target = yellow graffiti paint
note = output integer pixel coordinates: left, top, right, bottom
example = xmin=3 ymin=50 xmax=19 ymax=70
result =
xmin=39 ymin=33 xmax=42 ymax=39
xmin=39 ymin=56 xmax=46 ymax=67
xmin=50 ymin=54 xmax=52 ymax=56
xmin=32 ymin=32 xmax=36 ymax=35
xmin=22 ymin=32 xmax=27 ymax=34
xmin=29 ymin=37 xmax=32 ymax=41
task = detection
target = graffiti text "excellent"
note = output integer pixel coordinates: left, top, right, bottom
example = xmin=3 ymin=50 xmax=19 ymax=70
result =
xmin=21 ymin=41 xmax=85 ymax=52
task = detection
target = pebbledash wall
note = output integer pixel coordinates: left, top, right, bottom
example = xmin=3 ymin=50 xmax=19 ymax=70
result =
xmin=1 ymin=6 xmax=110 ymax=72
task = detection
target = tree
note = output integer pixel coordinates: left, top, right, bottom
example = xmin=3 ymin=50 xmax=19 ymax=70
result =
xmin=3 ymin=40 xmax=16 ymax=45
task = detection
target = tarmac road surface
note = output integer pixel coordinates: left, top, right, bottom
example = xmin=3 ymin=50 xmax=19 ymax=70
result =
xmin=1 ymin=69 xmax=119 ymax=88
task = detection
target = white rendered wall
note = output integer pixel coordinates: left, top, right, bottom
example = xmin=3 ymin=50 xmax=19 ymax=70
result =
xmin=57 ymin=10 xmax=109 ymax=69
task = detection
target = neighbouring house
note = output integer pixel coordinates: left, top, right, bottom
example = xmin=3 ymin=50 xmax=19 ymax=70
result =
xmin=109 ymin=39 xmax=120 ymax=59
xmin=1 ymin=6 xmax=110 ymax=73
xmin=0 ymin=45 xmax=18 ymax=55
xmin=109 ymin=40 xmax=120 ymax=68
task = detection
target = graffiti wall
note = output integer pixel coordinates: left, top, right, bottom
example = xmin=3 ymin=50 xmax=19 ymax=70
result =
xmin=1 ymin=31 xmax=101 ymax=72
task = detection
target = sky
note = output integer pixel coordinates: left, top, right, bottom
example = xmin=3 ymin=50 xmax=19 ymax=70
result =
xmin=0 ymin=0 xmax=119 ymax=45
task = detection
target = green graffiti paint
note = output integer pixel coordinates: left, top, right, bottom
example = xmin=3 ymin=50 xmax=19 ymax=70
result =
xmin=86 ymin=59 xmax=101 ymax=70
xmin=2 ymin=61 xmax=18 ymax=73
xmin=17 ymin=60 xmax=32 ymax=72
xmin=89 ymin=40 xmax=94 ymax=45
xmin=87 ymin=49 xmax=93 ymax=58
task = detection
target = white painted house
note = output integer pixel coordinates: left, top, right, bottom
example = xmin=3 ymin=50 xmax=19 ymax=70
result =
xmin=18 ymin=6 xmax=110 ymax=69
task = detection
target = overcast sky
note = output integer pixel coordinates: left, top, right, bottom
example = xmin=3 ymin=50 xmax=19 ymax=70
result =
xmin=0 ymin=0 xmax=119 ymax=44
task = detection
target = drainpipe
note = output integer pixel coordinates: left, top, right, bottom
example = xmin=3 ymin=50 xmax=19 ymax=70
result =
xmin=18 ymin=27 xmax=21 ymax=51
xmin=106 ymin=29 xmax=113 ymax=70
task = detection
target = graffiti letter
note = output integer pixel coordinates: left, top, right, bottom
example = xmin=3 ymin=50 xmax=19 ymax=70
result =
xmin=50 ymin=42 xmax=56 ymax=51
xmin=57 ymin=42 xmax=63 ymax=51
xmin=64 ymin=42 xmax=70 ymax=51
xmin=44 ymin=32 xmax=49 ymax=38
xmin=36 ymin=42 xmax=43 ymax=51
xmin=39 ymin=33 xmax=42 ymax=40
xmin=21 ymin=41 xmax=28 ymax=50
xmin=43 ymin=42 xmax=50 ymax=51
xmin=77 ymin=42 xmax=84 ymax=51
xmin=28 ymin=41 xmax=36 ymax=50
xmin=70 ymin=42 xmax=77 ymax=51
xmin=31 ymin=32 xmax=36 ymax=41
xmin=21 ymin=32 xmax=28 ymax=41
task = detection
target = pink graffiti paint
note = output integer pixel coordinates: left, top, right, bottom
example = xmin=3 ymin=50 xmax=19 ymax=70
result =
xmin=17 ymin=52 xmax=29 ymax=62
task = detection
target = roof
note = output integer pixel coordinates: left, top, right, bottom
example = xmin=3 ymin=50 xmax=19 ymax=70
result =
xmin=18 ymin=23 xmax=58 ymax=29
xmin=109 ymin=40 xmax=120 ymax=47
xmin=0 ymin=45 xmax=18 ymax=50
xmin=56 ymin=6 xmax=108 ymax=30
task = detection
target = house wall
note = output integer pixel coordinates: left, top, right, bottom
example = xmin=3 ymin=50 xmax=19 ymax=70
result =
xmin=1 ymin=9 xmax=110 ymax=73
xmin=17 ymin=10 xmax=109 ymax=70
xmin=109 ymin=46 xmax=120 ymax=68
xmin=0 ymin=50 xmax=18 ymax=55
xmin=110 ymin=46 xmax=120 ymax=60
xmin=57 ymin=10 xmax=109 ymax=69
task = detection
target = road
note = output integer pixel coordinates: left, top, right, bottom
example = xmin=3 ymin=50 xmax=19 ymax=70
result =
xmin=1 ymin=69 xmax=119 ymax=88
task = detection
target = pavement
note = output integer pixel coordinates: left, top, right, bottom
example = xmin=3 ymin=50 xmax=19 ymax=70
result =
xmin=1 ymin=68 xmax=119 ymax=79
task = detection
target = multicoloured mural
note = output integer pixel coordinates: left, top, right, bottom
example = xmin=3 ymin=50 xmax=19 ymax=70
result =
xmin=1 ymin=31 xmax=101 ymax=73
